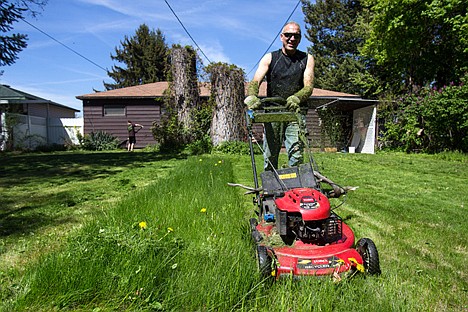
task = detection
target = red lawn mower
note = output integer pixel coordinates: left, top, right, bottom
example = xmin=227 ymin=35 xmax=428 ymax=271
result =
xmin=235 ymin=98 xmax=381 ymax=280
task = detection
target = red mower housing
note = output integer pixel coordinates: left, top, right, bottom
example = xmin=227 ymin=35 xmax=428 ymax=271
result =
xmin=252 ymin=184 xmax=380 ymax=279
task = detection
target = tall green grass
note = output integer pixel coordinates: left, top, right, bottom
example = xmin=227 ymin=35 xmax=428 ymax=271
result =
xmin=9 ymin=156 xmax=260 ymax=311
xmin=3 ymin=152 xmax=467 ymax=311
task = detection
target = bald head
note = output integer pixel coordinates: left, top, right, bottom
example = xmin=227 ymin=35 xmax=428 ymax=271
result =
xmin=282 ymin=21 xmax=301 ymax=33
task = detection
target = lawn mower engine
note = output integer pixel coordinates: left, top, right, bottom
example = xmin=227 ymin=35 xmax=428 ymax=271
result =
xmin=271 ymin=188 xmax=342 ymax=245
xmin=251 ymin=166 xmax=380 ymax=279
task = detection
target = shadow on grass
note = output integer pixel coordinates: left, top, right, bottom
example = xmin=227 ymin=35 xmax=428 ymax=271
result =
xmin=0 ymin=151 xmax=183 ymax=187
xmin=0 ymin=207 xmax=75 ymax=237
xmin=0 ymin=151 xmax=185 ymax=239
xmin=0 ymin=189 xmax=88 ymax=237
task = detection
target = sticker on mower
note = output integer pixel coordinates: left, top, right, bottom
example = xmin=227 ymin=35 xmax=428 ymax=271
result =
xmin=297 ymin=256 xmax=341 ymax=270
xmin=278 ymin=172 xmax=297 ymax=180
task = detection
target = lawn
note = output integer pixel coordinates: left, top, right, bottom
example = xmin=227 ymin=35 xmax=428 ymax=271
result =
xmin=0 ymin=151 xmax=183 ymax=301
xmin=0 ymin=150 xmax=466 ymax=311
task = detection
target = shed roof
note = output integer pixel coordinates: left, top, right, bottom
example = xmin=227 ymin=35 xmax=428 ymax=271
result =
xmin=76 ymin=81 xmax=361 ymax=100
xmin=0 ymin=84 xmax=80 ymax=112
xmin=76 ymin=81 xmax=377 ymax=111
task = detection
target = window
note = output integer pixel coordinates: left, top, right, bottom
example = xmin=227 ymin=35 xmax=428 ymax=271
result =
xmin=103 ymin=105 xmax=126 ymax=116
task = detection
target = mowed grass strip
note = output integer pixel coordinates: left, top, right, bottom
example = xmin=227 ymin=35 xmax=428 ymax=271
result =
xmin=0 ymin=150 xmax=181 ymax=306
xmin=228 ymin=152 xmax=467 ymax=312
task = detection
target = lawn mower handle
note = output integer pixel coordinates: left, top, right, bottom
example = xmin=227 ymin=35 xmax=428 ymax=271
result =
xmin=260 ymin=97 xmax=286 ymax=107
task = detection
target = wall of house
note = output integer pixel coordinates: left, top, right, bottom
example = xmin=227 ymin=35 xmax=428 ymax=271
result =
xmin=305 ymin=108 xmax=323 ymax=148
xmin=49 ymin=117 xmax=83 ymax=145
xmin=350 ymin=105 xmax=377 ymax=154
xmin=28 ymin=103 xmax=77 ymax=118
xmin=82 ymin=97 xmax=366 ymax=151
xmin=83 ymin=99 xmax=161 ymax=148
xmin=6 ymin=114 xmax=83 ymax=150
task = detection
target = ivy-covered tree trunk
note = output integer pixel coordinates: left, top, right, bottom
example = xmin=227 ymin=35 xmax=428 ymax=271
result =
xmin=170 ymin=46 xmax=199 ymax=137
xmin=207 ymin=63 xmax=246 ymax=146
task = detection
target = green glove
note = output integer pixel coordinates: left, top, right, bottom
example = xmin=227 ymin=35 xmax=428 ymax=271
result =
xmin=244 ymin=95 xmax=261 ymax=110
xmin=286 ymin=95 xmax=301 ymax=113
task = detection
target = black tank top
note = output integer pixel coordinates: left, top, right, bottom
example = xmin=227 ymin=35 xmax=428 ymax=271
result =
xmin=266 ymin=49 xmax=308 ymax=99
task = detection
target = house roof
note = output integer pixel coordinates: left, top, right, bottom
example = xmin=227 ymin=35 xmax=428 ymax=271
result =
xmin=0 ymin=84 xmax=80 ymax=112
xmin=76 ymin=81 xmax=361 ymax=100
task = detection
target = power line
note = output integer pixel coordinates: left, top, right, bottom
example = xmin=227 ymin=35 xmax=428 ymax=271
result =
xmin=246 ymin=0 xmax=302 ymax=77
xmin=21 ymin=18 xmax=108 ymax=72
xmin=164 ymin=0 xmax=212 ymax=64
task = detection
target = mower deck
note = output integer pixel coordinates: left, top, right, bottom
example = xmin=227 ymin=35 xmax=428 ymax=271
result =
xmin=256 ymin=221 xmax=364 ymax=277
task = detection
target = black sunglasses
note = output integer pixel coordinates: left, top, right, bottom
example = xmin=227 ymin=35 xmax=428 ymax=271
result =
xmin=282 ymin=32 xmax=301 ymax=39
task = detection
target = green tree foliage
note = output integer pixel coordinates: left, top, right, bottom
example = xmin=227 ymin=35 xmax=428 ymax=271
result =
xmin=302 ymin=0 xmax=372 ymax=95
xmin=362 ymin=0 xmax=468 ymax=90
xmin=104 ymin=24 xmax=169 ymax=90
xmin=380 ymin=75 xmax=468 ymax=153
xmin=0 ymin=0 xmax=47 ymax=67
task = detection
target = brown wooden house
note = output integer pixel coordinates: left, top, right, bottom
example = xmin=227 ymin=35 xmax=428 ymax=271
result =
xmin=77 ymin=82 xmax=377 ymax=151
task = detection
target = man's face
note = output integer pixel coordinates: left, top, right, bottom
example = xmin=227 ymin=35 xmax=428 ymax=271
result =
xmin=280 ymin=24 xmax=301 ymax=53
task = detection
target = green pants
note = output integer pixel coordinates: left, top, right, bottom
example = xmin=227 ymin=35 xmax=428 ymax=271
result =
xmin=263 ymin=116 xmax=305 ymax=171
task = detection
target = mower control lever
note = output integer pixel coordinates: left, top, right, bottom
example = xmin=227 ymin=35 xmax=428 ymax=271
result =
xmin=260 ymin=97 xmax=286 ymax=106
xmin=247 ymin=97 xmax=300 ymax=124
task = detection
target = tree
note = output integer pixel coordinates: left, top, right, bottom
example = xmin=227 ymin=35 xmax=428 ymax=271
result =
xmin=170 ymin=45 xmax=199 ymax=135
xmin=361 ymin=0 xmax=468 ymax=90
xmin=152 ymin=45 xmax=212 ymax=154
xmin=104 ymin=24 xmax=169 ymax=90
xmin=379 ymin=76 xmax=468 ymax=153
xmin=0 ymin=0 xmax=47 ymax=67
xmin=302 ymin=0 xmax=371 ymax=95
xmin=207 ymin=63 xmax=246 ymax=146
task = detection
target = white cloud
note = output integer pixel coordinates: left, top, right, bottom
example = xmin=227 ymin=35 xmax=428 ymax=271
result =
xmin=199 ymin=42 xmax=231 ymax=64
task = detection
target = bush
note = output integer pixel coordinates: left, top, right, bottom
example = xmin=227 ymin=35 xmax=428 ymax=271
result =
xmin=151 ymin=116 xmax=186 ymax=153
xmin=151 ymin=95 xmax=214 ymax=154
xmin=183 ymin=135 xmax=213 ymax=155
xmin=379 ymin=76 xmax=468 ymax=153
xmin=80 ymin=131 xmax=119 ymax=151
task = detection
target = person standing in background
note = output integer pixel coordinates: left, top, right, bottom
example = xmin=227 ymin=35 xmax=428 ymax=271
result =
xmin=127 ymin=120 xmax=143 ymax=152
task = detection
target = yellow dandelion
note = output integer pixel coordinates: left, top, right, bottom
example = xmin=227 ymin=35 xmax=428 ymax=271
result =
xmin=218 ymin=160 xmax=222 ymax=164
xmin=200 ymin=208 xmax=207 ymax=213
xmin=139 ymin=221 xmax=147 ymax=230
xmin=167 ymin=227 xmax=174 ymax=232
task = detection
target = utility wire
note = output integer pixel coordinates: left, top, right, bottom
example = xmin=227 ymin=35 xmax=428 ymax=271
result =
xmin=164 ymin=0 xmax=212 ymax=64
xmin=246 ymin=0 xmax=302 ymax=77
xmin=21 ymin=18 xmax=108 ymax=72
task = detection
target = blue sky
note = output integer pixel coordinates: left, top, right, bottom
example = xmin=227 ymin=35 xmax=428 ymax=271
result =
xmin=1 ymin=0 xmax=312 ymax=114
